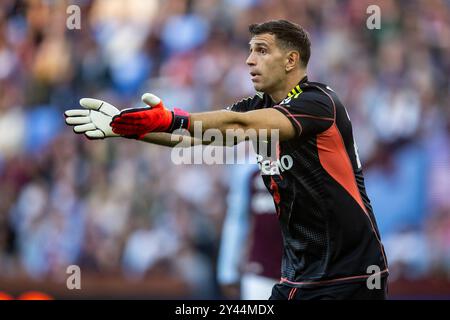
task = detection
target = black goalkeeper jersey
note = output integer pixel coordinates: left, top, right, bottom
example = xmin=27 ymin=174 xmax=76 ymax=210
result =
xmin=227 ymin=76 xmax=388 ymax=287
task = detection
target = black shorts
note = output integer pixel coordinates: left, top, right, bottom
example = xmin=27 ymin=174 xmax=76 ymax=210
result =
xmin=269 ymin=277 xmax=388 ymax=300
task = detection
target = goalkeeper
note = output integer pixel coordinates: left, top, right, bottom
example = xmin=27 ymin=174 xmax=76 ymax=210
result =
xmin=65 ymin=20 xmax=389 ymax=300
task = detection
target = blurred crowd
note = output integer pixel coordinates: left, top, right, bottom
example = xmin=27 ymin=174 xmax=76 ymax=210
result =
xmin=0 ymin=0 xmax=449 ymax=297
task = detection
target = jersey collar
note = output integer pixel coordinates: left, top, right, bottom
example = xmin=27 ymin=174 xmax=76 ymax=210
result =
xmin=265 ymin=75 xmax=309 ymax=107
xmin=287 ymin=75 xmax=308 ymax=98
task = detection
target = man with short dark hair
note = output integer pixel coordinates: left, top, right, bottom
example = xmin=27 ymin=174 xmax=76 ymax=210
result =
xmin=65 ymin=19 xmax=389 ymax=300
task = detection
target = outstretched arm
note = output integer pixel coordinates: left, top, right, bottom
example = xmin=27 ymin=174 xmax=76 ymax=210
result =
xmin=64 ymin=93 xmax=296 ymax=147
xmin=110 ymin=93 xmax=296 ymax=145
xmin=188 ymin=108 xmax=295 ymax=141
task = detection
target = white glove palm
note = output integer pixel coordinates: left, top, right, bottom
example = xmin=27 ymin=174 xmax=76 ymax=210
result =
xmin=64 ymin=98 xmax=120 ymax=139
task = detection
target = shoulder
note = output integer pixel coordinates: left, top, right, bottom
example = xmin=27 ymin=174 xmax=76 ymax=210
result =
xmin=280 ymin=82 xmax=339 ymax=115
xmin=282 ymin=82 xmax=335 ymax=105
xmin=275 ymin=82 xmax=338 ymax=122
xmin=226 ymin=92 xmax=266 ymax=112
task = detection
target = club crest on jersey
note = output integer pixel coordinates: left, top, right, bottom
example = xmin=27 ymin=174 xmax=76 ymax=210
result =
xmin=281 ymin=97 xmax=291 ymax=105
xmin=256 ymin=154 xmax=293 ymax=175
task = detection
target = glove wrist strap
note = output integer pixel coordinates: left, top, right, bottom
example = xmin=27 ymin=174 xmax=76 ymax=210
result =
xmin=167 ymin=108 xmax=190 ymax=133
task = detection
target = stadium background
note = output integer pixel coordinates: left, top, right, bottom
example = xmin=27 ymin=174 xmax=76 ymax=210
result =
xmin=0 ymin=0 xmax=449 ymax=299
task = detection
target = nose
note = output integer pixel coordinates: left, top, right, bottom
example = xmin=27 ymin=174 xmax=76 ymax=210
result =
xmin=246 ymin=52 xmax=256 ymax=66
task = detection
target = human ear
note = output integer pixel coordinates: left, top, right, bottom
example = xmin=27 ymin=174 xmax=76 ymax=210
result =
xmin=285 ymin=51 xmax=299 ymax=72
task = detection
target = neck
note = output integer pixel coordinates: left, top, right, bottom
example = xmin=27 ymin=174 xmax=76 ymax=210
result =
xmin=269 ymin=69 xmax=307 ymax=103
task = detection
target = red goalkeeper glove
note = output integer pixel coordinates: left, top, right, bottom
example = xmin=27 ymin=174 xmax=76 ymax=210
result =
xmin=110 ymin=93 xmax=190 ymax=139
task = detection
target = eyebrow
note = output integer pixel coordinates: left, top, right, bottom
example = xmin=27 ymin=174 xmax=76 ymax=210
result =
xmin=248 ymin=41 xmax=269 ymax=47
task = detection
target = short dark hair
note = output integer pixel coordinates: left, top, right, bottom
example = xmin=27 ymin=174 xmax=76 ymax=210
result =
xmin=249 ymin=19 xmax=311 ymax=67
